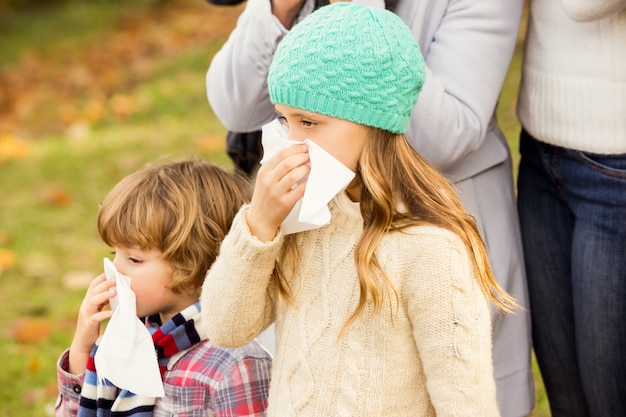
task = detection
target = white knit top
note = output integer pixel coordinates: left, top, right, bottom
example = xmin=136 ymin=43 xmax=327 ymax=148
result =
xmin=201 ymin=192 xmax=500 ymax=417
xmin=517 ymin=0 xmax=626 ymax=154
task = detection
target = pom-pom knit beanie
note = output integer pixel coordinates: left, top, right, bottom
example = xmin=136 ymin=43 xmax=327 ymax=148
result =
xmin=268 ymin=2 xmax=425 ymax=134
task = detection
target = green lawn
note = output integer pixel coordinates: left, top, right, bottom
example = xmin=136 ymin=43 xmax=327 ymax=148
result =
xmin=0 ymin=1 xmax=549 ymax=416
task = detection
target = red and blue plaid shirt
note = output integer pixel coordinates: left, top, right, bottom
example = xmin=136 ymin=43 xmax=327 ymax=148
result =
xmin=56 ymin=337 xmax=272 ymax=416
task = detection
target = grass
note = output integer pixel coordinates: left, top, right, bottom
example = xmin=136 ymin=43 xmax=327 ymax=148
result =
xmin=0 ymin=1 xmax=152 ymax=69
xmin=0 ymin=1 xmax=549 ymax=416
xmin=0 ymin=1 xmax=238 ymax=415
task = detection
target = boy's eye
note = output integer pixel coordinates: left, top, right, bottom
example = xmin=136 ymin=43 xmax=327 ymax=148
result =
xmin=301 ymin=120 xmax=314 ymax=127
xmin=129 ymin=257 xmax=142 ymax=264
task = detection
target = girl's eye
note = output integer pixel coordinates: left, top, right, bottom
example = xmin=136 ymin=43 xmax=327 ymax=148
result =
xmin=128 ymin=257 xmax=142 ymax=264
xmin=301 ymin=120 xmax=314 ymax=128
xmin=276 ymin=115 xmax=288 ymax=126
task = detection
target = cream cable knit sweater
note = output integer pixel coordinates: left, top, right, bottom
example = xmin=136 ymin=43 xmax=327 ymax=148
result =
xmin=201 ymin=192 xmax=500 ymax=417
xmin=517 ymin=0 xmax=626 ymax=154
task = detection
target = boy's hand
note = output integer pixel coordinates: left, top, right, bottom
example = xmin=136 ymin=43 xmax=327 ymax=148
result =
xmin=68 ymin=273 xmax=115 ymax=375
xmin=246 ymin=142 xmax=310 ymax=241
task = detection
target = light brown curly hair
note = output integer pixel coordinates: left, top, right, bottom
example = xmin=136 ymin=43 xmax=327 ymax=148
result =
xmin=97 ymin=158 xmax=251 ymax=296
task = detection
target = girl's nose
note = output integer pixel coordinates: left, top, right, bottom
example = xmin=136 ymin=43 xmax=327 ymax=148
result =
xmin=287 ymin=132 xmax=306 ymax=143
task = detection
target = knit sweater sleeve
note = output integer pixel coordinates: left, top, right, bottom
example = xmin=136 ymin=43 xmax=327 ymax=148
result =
xmin=403 ymin=228 xmax=500 ymax=417
xmin=200 ymin=205 xmax=283 ymax=348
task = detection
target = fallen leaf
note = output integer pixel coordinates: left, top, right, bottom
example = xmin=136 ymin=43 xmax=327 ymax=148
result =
xmin=11 ymin=317 xmax=52 ymax=343
xmin=44 ymin=187 xmax=72 ymax=206
xmin=0 ymin=248 xmax=16 ymax=269
xmin=28 ymin=357 xmax=42 ymax=373
xmin=0 ymin=134 xmax=31 ymax=161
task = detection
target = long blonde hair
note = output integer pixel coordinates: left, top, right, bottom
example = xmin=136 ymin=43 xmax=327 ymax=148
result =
xmin=275 ymin=129 xmax=518 ymax=333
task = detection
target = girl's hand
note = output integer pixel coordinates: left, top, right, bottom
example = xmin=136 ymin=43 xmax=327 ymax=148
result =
xmin=246 ymin=142 xmax=310 ymax=241
xmin=68 ymin=273 xmax=116 ymax=375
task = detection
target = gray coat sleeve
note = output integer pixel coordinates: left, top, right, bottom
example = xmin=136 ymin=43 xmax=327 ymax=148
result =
xmin=206 ymin=0 xmax=314 ymax=131
xmin=401 ymin=0 xmax=524 ymax=176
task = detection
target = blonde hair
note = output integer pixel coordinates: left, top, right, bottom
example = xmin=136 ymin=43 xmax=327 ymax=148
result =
xmin=98 ymin=158 xmax=251 ymax=295
xmin=275 ymin=129 xmax=518 ymax=334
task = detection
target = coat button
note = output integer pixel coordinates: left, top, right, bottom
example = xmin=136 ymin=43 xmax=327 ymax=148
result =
xmin=72 ymin=384 xmax=82 ymax=394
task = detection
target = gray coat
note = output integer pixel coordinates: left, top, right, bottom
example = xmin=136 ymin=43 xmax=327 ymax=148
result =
xmin=206 ymin=1 xmax=533 ymax=416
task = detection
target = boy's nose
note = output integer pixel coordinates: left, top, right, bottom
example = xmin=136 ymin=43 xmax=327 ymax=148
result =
xmin=112 ymin=257 xmax=125 ymax=275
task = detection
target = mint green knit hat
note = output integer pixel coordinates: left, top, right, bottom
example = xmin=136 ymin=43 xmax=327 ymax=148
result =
xmin=268 ymin=2 xmax=425 ymax=134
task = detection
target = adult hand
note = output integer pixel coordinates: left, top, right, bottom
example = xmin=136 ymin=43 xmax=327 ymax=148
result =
xmin=271 ymin=0 xmax=307 ymax=29
xmin=68 ymin=274 xmax=115 ymax=375
xmin=246 ymin=143 xmax=310 ymax=241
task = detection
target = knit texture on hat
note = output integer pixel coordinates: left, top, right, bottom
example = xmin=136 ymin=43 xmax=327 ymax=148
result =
xmin=268 ymin=2 xmax=425 ymax=134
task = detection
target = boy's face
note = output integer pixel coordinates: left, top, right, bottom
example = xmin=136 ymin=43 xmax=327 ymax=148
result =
xmin=274 ymin=103 xmax=368 ymax=173
xmin=111 ymin=246 xmax=196 ymax=323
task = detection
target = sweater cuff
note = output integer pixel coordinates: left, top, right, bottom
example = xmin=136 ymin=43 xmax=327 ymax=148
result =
xmin=238 ymin=204 xmax=285 ymax=247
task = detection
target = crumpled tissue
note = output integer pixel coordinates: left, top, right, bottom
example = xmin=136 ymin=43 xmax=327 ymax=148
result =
xmin=260 ymin=119 xmax=355 ymax=234
xmin=94 ymin=258 xmax=164 ymax=397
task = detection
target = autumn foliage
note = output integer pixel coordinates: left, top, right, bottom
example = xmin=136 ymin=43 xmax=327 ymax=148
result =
xmin=0 ymin=1 xmax=242 ymax=140
xmin=0 ymin=2 xmax=244 ymax=414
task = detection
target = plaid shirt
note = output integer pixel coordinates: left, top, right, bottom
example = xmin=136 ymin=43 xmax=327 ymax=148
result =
xmin=55 ymin=338 xmax=272 ymax=417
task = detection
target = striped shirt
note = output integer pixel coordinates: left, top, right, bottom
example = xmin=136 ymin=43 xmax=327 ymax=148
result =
xmin=55 ymin=337 xmax=272 ymax=416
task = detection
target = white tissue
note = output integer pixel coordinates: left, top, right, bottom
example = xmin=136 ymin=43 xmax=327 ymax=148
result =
xmin=103 ymin=258 xmax=120 ymax=311
xmin=260 ymin=119 xmax=355 ymax=234
xmin=94 ymin=258 xmax=165 ymax=397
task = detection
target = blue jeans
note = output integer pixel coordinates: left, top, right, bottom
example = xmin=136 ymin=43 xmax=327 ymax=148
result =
xmin=517 ymin=130 xmax=626 ymax=417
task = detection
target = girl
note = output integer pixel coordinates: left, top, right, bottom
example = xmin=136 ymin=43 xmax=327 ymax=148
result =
xmin=202 ymin=3 xmax=516 ymax=416
xmin=55 ymin=159 xmax=272 ymax=417
xmin=206 ymin=0 xmax=533 ymax=412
